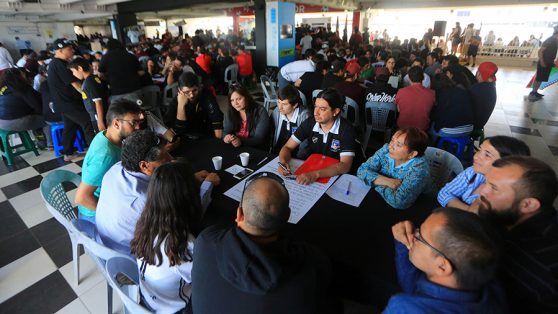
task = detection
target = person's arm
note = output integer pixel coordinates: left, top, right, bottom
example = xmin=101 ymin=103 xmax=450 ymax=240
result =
xmin=200 ymin=173 xmax=220 ymax=212
xmin=294 ymin=79 xmax=302 ymax=87
xmin=75 ymin=182 xmax=98 ymax=212
xmin=375 ymin=160 xmax=430 ymax=209
xmin=93 ymin=99 xmax=106 ymax=131
xmin=166 ymin=68 xmax=176 ymax=85
xmin=204 ymin=94 xmax=224 ymax=139
xmin=538 ymin=46 xmax=547 ymax=67
xmin=297 ymin=155 xmax=353 ymax=185
xmin=20 ymin=88 xmax=42 ymax=114
xmin=437 ymin=167 xmax=475 ymax=208
xmin=278 ymin=138 xmax=299 ymax=175
xmin=356 ymin=144 xmax=387 ymax=186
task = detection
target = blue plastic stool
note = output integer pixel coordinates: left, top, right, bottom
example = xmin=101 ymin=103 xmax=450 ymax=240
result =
xmin=436 ymin=135 xmax=474 ymax=162
xmin=50 ymin=122 xmax=86 ymax=157
xmin=0 ymin=129 xmax=39 ymax=165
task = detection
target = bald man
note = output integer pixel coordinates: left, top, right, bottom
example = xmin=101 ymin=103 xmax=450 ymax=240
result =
xmin=192 ymin=176 xmax=332 ymax=314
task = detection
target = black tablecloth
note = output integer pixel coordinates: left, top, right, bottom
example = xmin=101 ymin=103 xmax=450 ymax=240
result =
xmin=174 ymin=137 xmax=437 ymax=306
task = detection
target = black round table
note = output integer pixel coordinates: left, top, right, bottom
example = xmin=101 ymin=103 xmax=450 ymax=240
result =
xmin=175 ymin=137 xmax=438 ymax=306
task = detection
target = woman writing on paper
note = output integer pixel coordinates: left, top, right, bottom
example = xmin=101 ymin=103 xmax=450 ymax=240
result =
xmin=357 ymin=127 xmax=431 ymax=209
xmin=278 ymin=88 xmax=356 ymax=185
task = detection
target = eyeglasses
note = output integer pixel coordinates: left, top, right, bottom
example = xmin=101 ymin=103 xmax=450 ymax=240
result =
xmin=117 ymin=119 xmax=144 ymax=127
xmin=239 ymin=171 xmax=286 ymax=206
xmin=413 ymin=228 xmax=455 ymax=268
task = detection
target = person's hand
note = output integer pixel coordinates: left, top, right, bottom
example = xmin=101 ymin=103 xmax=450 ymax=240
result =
xmin=204 ymin=173 xmax=221 ymax=186
xmin=278 ymin=162 xmax=292 ymax=176
xmin=164 ymin=137 xmax=180 ymax=152
xmin=231 ymin=136 xmax=242 ymax=147
xmin=539 ymin=60 xmax=546 ymax=68
xmin=97 ymin=121 xmax=106 ymax=132
xmin=296 ymin=171 xmax=319 ymax=185
xmin=223 ymin=134 xmax=234 ymax=144
xmin=467 ymin=198 xmax=481 ymax=214
xmin=392 ymin=220 xmax=415 ymax=249
xmin=194 ymin=170 xmax=209 ymax=182
xmin=177 ymin=89 xmax=188 ymax=107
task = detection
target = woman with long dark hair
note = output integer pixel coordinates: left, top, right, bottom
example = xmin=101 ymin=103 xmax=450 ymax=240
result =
xmin=0 ymin=68 xmax=45 ymax=132
xmin=223 ymin=85 xmax=270 ymax=148
xmin=131 ymin=161 xmax=219 ymax=313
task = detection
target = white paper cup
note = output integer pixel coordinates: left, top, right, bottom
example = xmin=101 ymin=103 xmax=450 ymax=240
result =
xmin=212 ymin=156 xmax=223 ymax=170
xmin=240 ymin=152 xmax=250 ymax=167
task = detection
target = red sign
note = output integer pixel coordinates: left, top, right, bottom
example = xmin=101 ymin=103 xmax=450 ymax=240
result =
xmin=226 ymin=3 xmax=345 ymax=16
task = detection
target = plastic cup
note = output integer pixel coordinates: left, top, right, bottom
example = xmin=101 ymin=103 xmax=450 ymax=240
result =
xmin=212 ymin=156 xmax=223 ymax=171
xmin=240 ymin=152 xmax=250 ymax=167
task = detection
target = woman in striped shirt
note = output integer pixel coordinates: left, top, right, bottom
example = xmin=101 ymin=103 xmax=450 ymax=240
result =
xmin=437 ymin=136 xmax=530 ymax=211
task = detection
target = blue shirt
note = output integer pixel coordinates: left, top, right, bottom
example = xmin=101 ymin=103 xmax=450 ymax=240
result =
xmin=437 ymin=166 xmax=485 ymax=207
xmin=384 ymin=242 xmax=508 ymax=314
xmin=78 ymin=131 xmax=121 ymax=217
xmin=356 ymin=144 xmax=431 ymax=209
xmin=96 ymin=162 xmax=214 ymax=253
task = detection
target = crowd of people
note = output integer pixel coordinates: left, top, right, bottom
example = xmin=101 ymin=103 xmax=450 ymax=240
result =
xmin=0 ymin=21 xmax=556 ymax=314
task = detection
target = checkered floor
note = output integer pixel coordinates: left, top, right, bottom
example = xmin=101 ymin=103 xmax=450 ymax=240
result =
xmin=0 ymin=67 xmax=557 ymax=313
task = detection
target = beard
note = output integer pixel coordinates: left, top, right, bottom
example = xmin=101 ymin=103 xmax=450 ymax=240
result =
xmin=478 ymin=195 xmax=521 ymax=227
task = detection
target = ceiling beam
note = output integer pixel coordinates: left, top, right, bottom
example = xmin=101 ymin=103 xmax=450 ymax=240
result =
xmin=359 ymin=0 xmax=557 ymax=10
xmin=117 ymin=0 xmax=247 ymax=14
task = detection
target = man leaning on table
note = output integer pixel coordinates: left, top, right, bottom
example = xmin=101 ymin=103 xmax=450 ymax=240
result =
xmin=387 ymin=207 xmax=508 ymax=313
xmin=278 ymin=88 xmax=356 ymax=185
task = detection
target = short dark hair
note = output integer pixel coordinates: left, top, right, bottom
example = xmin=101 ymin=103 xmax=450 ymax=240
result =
xmin=178 ymin=71 xmax=200 ymax=88
xmin=492 ymin=156 xmax=558 ymax=207
xmin=427 ymin=52 xmax=440 ymax=63
xmin=433 ymin=207 xmax=500 ymax=290
xmin=397 ymin=127 xmax=428 ymax=157
xmin=278 ymin=85 xmax=301 ymax=107
xmin=106 ymin=99 xmax=142 ymax=124
xmin=316 ymin=87 xmax=344 ymax=111
xmin=304 ymin=48 xmax=316 ymax=59
xmin=443 ymin=54 xmax=459 ymax=66
xmin=413 ymin=57 xmax=425 ymax=67
xmin=315 ymin=60 xmax=329 ymax=72
xmin=67 ymin=57 xmax=90 ymax=72
xmin=408 ymin=66 xmax=424 ymax=83
xmin=484 ymin=136 xmax=530 ymax=157
xmin=121 ymin=130 xmax=164 ymax=172
xmin=377 ymin=50 xmax=388 ymax=61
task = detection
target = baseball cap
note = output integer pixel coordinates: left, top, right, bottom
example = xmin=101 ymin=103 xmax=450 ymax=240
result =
xmin=52 ymin=38 xmax=73 ymax=50
xmin=375 ymin=67 xmax=390 ymax=80
xmin=477 ymin=62 xmax=498 ymax=81
xmin=330 ymin=60 xmax=345 ymax=72
xmin=346 ymin=62 xmax=361 ymax=76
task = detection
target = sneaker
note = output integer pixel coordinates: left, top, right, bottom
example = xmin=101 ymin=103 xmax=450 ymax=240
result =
xmin=64 ymin=152 xmax=84 ymax=162
xmin=528 ymin=91 xmax=542 ymax=101
xmin=535 ymin=92 xmax=544 ymax=97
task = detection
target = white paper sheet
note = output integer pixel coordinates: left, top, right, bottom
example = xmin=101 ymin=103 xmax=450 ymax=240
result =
xmin=326 ymin=174 xmax=371 ymax=207
xmin=225 ymin=164 xmax=247 ymax=175
xmin=224 ymin=156 xmax=337 ymax=224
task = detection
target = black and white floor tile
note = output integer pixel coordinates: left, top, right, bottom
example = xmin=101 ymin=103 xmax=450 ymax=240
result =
xmin=0 ymin=68 xmax=557 ymax=313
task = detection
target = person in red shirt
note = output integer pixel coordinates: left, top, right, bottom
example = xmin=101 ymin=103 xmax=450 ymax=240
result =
xmin=236 ymin=46 xmax=254 ymax=88
xmin=195 ymin=47 xmax=212 ymax=75
xmin=395 ymin=66 xmax=436 ymax=131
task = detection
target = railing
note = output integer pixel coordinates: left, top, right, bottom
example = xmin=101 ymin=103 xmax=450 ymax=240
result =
xmin=478 ymin=46 xmax=538 ymax=58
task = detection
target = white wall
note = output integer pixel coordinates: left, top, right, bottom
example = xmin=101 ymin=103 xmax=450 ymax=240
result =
xmin=0 ymin=21 xmax=75 ymax=59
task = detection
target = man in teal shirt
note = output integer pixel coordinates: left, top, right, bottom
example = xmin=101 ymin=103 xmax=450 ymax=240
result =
xmin=75 ymin=100 xmax=143 ymax=223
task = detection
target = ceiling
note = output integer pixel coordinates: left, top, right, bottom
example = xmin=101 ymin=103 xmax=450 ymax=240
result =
xmin=0 ymin=0 xmax=555 ymax=23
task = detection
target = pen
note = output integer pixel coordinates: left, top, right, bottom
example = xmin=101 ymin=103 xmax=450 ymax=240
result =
xmin=278 ymin=162 xmax=292 ymax=175
xmin=256 ymin=156 xmax=269 ymax=166
xmin=285 ymin=175 xmax=296 ymax=180
xmin=346 ymin=181 xmax=351 ymax=195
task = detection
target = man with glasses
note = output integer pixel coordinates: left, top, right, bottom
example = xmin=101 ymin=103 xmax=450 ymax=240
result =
xmin=192 ymin=173 xmax=332 ymax=314
xmin=96 ymin=129 xmax=220 ymax=253
xmin=75 ymin=100 xmax=143 ymax=223
xmin=164 ymin=71 xmax=224 ymax=138
xmin=387 ymin=207 xmax=506 ymax=313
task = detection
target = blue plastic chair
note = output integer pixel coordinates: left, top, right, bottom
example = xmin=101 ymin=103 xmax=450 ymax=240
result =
xmin=424 ymin=147 xmax=464 ymax=193
xmin=435 ymin=125 xmax=475 ymax=161
xmin=0 ymin=129 xmax=39 ymax=166
xmin=72 ymin=219 xmax=136 ymax=314
xmin=39 ymin=170 xmax=82 ymax=285
xmin=50 ymin=122 xmax=85 ymax=157
xmin=106 ymin=257 xmax=154 ymax=314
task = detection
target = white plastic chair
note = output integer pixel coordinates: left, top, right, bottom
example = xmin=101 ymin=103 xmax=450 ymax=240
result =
xmin=106 ymin=257 xmax=154 ymax=314
xmin=297 ymin=89 xmax=307 ymax=108
xmin=39 ymin=170 xmax=82 ymax=286
xmin=424 ymin=147 xmax=464 ymax=192
xmin=224 ymin=63 xmax=239 ymax=89
xmin=260 ymin=75 xmax=278 ymax=111
xmin=343 ymin=96 xmax=360 ymax=128
xmin=72 ymin=219 xmax=136 ymax=314
xmin=162 ymin=82 xmax=178 ymax=109
xmin=362 ymin=101 xmax=397 ymax=149
xmin=311 ymin=89 xmax=322 ymax=100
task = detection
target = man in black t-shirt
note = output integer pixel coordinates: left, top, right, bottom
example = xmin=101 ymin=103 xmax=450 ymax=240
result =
xmin=278 ymin=88 xmax=355 ymax=185
xmin=47 ymin=38 xmax=95 ymax=161
xmin=529 ymin=26 xmax=558 ymax=100
xmin=295 ymin=60 xmax=328 ymax=108
xmin=69 ymin=57 xmax=109 ymax=132
xmin=163 ymin=72 xmax=223 ymax=138
xmin=321 ymin=59 xmax=345 ymax=89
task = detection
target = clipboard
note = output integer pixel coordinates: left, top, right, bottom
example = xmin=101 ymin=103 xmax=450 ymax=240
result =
xmin=294 ymin=154 xmax=339 ymax=184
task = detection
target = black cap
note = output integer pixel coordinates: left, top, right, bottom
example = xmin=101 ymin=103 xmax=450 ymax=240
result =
xmin=52 ymin=38 xmax=72 ymax=50
xmin=330 ymin=59 xmax=345 ymax=72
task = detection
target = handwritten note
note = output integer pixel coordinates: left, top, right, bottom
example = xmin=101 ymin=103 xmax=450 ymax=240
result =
xmin=326 ymin=174 xmax=371 ymax=207
xmin=224 ymin=156 xmax=337 ymax=224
